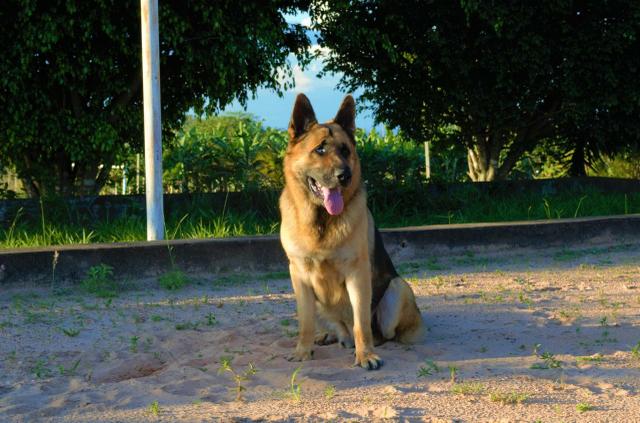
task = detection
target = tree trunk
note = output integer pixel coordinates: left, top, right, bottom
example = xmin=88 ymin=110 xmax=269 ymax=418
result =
xmin=18 ymin=153 xmax=112 ymax=197
xmin=467 ymin=144 xmax=499 ymax=181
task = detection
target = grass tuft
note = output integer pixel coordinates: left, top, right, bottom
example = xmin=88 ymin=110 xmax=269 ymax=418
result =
xmin=158 ymin=270 xmax=189 ymax=291
xmin=451 ymin=382 xmax=484 ymax=395
xmin=81 ymin=264 xmax=118 ymax=298
xmin=490 ymin=391 xmax=529 ymax=405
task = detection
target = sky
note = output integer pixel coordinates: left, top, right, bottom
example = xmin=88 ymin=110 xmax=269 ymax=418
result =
xmin=220 ymin=13 xmax=380 ymax=132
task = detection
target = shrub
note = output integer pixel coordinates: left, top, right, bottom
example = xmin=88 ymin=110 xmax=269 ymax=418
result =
xmin=158 ymin=269 xmax=189 ymax=291
xmin=81 ymin=264 xmax=117 ymax=298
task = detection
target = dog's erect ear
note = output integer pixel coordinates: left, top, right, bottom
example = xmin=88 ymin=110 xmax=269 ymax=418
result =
xmin=288 ymin=93 xmax=317 ymax=142
xmin=333 ymin=95 xmax=356 ymax=140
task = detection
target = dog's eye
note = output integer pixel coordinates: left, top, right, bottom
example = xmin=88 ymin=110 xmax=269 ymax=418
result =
xmin=314 ymin=145 xmax=326 ymax=155
xmin=340 ymin=144 xmax=350 ymax=158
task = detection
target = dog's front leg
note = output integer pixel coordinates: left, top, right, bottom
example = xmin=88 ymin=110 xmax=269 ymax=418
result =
xmin=288 ymin=265 xmax=316 ymax=361
xmin=345 ymin=262 xmax=383 ymax=370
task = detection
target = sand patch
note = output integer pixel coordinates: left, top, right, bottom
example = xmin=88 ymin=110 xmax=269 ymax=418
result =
xmin=1 ymin=243 xmax=640 ymax=421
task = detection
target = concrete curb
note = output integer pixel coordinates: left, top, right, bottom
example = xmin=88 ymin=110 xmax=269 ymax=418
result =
xmin=1 ymin=214 xmax=639 ymax=286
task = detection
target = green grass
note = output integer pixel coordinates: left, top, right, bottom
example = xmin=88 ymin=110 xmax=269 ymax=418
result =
xmin=147 ymin=400 xmax=160 ymax=416
xmin=489 ymin=391 xmax=529 ymax=405
xmin=2 ymin=189 xmax=640 ymax=249
xmin=451 ymin=382 xmax=485 ymax=395
xmin=158 ymin=270 xmax=189 ymax=291
xmin=576 ymin=402 xmax=594 ymax=413
xmin=81 ymin=264 xmax=118 ymax=298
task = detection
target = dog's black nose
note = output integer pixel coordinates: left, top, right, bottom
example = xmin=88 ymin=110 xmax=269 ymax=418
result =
xmin=337 ymin=167 xmax=352 ymax=186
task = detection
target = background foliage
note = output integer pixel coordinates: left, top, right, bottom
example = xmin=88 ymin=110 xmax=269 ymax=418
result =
xmin=311 ymin=0 xmax=640 ymax=181
xmin=0 ymin=0 xmax=309 ymax=197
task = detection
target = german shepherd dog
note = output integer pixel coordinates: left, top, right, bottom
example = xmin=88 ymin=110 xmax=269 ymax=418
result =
xmin=279 ymin=94 xmax=422 ymax=370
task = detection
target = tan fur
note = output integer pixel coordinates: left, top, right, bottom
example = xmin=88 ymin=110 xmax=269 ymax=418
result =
xmin=279 ymin=94 xmax=422 ymax=369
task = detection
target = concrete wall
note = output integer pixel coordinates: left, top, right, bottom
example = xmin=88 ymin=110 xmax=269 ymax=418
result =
xmin=2 ymin=214 xmax=639 ymax=287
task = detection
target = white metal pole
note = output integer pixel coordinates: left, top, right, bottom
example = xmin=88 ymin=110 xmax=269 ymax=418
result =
xmin=141 ymin=0 xmax=165 ymax=240
xmin=136 ymin=153 xmax=140 ymax=194
xmin=424 ymin=141 xmax=431 ymax=180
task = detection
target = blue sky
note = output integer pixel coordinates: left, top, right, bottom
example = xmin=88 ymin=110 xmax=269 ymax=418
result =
xmin=220 ymin=13 xmax=379 ymax=131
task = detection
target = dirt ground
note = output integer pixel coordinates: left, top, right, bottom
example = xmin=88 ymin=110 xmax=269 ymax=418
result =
xmin=1 ymin=242 xmax=640 ymax=422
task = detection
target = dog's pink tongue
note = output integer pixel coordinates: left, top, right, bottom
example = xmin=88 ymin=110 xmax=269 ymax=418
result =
xmin=321 ymin=186 xmax=344 ymax=215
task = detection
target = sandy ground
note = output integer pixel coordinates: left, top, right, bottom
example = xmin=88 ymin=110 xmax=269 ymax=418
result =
xmin=1 ymin=243 xmax=640 ymax=422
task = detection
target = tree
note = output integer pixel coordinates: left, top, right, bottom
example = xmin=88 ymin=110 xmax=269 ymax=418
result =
xmin=0 ymin=0 xmax=309 ymax=196
xmin=312 ymin=0 xmax=640 ymax=181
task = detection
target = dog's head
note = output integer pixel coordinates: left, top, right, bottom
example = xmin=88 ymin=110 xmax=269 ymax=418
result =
xmin=284 ymin=94 xmax=361 ymax=216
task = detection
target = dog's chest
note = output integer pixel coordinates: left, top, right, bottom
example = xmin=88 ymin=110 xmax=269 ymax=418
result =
xmin=304 ymin=258 xmax=349 ymax=306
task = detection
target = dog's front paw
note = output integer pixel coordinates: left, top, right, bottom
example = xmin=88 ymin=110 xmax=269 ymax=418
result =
xmin=287 ymin=346 xmax=314 ymax=362
xmin=354 ymin=351 xmax=383 ymax=370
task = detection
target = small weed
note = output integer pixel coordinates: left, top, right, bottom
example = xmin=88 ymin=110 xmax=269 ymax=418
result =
xmin=451 ymin=382 xmax=484 ymax=395
xmin=289 ymin=365 xmax=303 ymax=401
xmin=631 ymin=341 xmax=640 ymax=359
xmin=218 ymin=356 xmax=258 ymax=401
xmin=81 ymin=264 xmax=117 ymax=298
xmin=58 ymin=359 xmax=81 ymax=376
xmin=61 ymin=327 xmax=80 ymax=337
xmin=130 ymin=336 xmax=139 ymax=353
xmin=158 ymin=270 xmax=189 ymax=291
xmin=206 ymin=312 xmax=217 ymax=326
xmin=147 ymin=400 xmax=160 ymax=416
xmin=576 ymin=354 xmax=604 ymax=364
xmin=417 ymin=359 xmax=440 ymax=377
xmin=175 ymin=321 xmax=199 ymax=331
xmin=518 ymin=292 xmax=533 ymax=307
xmin=32 ymin=359 xmax=52 ymax=379
xmin=280 ymin=319 xmax=291 ymax=327
xmin=479 ymin=291 xmax=506 ymax=303
xmin=576 ymin=402 xmax=594 ymax=413
xmin=531 ymin=345 xmax=562 ymax=369
xmin=324 ymin=384 xmax=336 ymax=399
xmin=490 ymin=391 xmax=529 ymax=405
xmin=448 ymin=365 xmax=458 ymax=383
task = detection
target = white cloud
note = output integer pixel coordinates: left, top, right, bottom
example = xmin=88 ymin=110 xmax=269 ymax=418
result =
xmin=300 ymin=16 xmax=312 ymax=27
xmin=293 ymin=65 xmax=313 ymax=91
xmin=283 ymin=12 xmax=311 ymax=26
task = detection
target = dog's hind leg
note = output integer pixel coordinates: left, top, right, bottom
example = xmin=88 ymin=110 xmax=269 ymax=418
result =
xmin=376 ymin=277 xmax=423 ymax=343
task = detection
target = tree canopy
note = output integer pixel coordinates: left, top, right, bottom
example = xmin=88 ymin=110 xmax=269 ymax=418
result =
xmin=312 ymin=0 xmax=640 ymax=180
xmin=0 ymin=0 xmax=309 ymax=196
